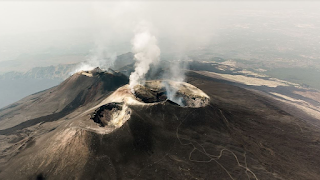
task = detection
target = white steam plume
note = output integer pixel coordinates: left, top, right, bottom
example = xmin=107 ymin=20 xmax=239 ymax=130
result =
xmin=71 ymin=2 xmax=141 ymax=75
xmin=129 ymin=22 xmax=160 ymax=92
xmin=71 ymin=47 xmax=117 ymax=72
xmin=162 ymin=58 xmax=189 ymax=106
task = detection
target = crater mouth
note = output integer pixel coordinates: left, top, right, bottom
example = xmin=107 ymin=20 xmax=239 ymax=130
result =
xmin=133 ymin=80 xmax=210 ymax=108
xmin=87 ymin=80 xmax=209 ymax=132
xmin=91 ymin=102 xmax=131 ymax=128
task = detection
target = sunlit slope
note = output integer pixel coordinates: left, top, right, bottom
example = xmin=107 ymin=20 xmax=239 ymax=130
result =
xmin=0 ymin=70 xmax=320 ymax=180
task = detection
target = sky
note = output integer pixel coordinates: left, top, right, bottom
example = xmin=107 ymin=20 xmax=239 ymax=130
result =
xmin=1 ymin=1 xmax=320 ymax=108
xmin=0 ymin=1 xmax=319 ymax=36
xmin=0 ymin=1 xmax=320 ymax=65
xmin=0 ymin=2 xmax=90 ymax=36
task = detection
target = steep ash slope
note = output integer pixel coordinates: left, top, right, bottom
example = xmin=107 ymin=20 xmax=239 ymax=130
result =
xmin=0 ymin=68 xmax=128 ymax=132
xmin=0 ymin=70 xmax=320 ymax=180
xmin=0 ymin=68 xmax=128 ymax=171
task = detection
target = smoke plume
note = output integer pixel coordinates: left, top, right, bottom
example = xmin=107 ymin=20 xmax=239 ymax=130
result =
xmin=70 ymin=47 xmax=117 ymax=75
xmin=71 ymin=2 xmax=140 ymax=75
xmin=162 ymin=59 xmax=188 ymax=106
xmin=129 ymin=22 xmax=160 ymax=92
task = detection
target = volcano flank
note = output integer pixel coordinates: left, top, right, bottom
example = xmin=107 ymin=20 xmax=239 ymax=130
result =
xmin=1 ymin=66 xmax=320 ymax=180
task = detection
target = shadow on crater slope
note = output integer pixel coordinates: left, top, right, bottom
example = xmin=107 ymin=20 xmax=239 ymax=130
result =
xmin=0 ymin=69 xmax=320 ymax=180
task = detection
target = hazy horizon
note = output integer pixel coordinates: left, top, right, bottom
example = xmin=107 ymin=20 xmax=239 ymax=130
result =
xmin=1 ymin=1 xmax=320 ymax=108
xmin=1 ymin=1 xmax=320 ymax=67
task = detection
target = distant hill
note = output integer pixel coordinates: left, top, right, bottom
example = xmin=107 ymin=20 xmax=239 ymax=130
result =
xmin=0 ymin=52 xmax=135 ymax=109
xmin=0 ymin=64 xmax=78 ymax=80
xmin=0 ymin=64 xmax=77 ymax=109
xmin=0 ymin=52 xmax=134 ymax=81
xmin=1 ymin=66 xmax=320 ymax=179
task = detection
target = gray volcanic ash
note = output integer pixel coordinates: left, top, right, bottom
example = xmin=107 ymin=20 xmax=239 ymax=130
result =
xmin=91 ymin=102 xmax=131 ymax=128
xmin=85 ymin=79 xmax=209 ymax=132
xmin=1 ymin=68 xmax=320 ymax=180
xmin=132 ymin=80 xmax=210 ymax=107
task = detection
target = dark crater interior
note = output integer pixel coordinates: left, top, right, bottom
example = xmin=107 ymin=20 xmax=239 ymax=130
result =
xmin=133 ymin=85 xmax=168 ymax=103
xmin=91 ymin=102 xmax=123 ymax=127
xmin=132 ymin=81 xmax=210 ymax=107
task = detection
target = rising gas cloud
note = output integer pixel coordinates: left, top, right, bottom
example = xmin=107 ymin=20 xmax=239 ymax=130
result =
xmin=162 ymin=59 xmax=189 ymax=106
xmin=71 ymin=2 xmax=140 ymax=75
xmin=129 ymin=21 xmax=160 ymax=92
xmin=128 ymin=21 xmax=189 ymax=106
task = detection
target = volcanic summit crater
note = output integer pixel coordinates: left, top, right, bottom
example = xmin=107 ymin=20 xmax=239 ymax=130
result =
xmin=89 ymin=80 xmax=210 ymax=130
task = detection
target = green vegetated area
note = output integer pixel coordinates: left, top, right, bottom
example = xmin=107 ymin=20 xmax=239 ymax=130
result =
xmin=265 ymin=67 xmax=320 ymax=89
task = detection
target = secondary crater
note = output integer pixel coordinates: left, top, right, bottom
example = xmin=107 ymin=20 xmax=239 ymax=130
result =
xmin=132 ymin=80 xmax=210 ymax=107
xmin=91 ymin=102 xmax=131 ymax=128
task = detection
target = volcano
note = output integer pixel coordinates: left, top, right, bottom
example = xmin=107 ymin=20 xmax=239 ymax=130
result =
xmin=1 ymin=67 xmax=320 ymax=180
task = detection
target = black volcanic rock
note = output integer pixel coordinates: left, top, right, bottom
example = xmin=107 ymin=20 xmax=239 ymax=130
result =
xmin=1 ymin=69 xmax=320 ymax=180
xmin=90 ymin=67 xmax=103 ymax=75
xmin=133 ymin=85 xmax=167 ymax=103
xmin=91 ymin=102 xmax=123 ymax=127
xmin=0 ymin=70 xmax=129 ymax=135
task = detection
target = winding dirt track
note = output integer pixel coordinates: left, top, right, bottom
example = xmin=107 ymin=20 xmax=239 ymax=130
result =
xmin=0 ymin=70 xmax=320 ymax=180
